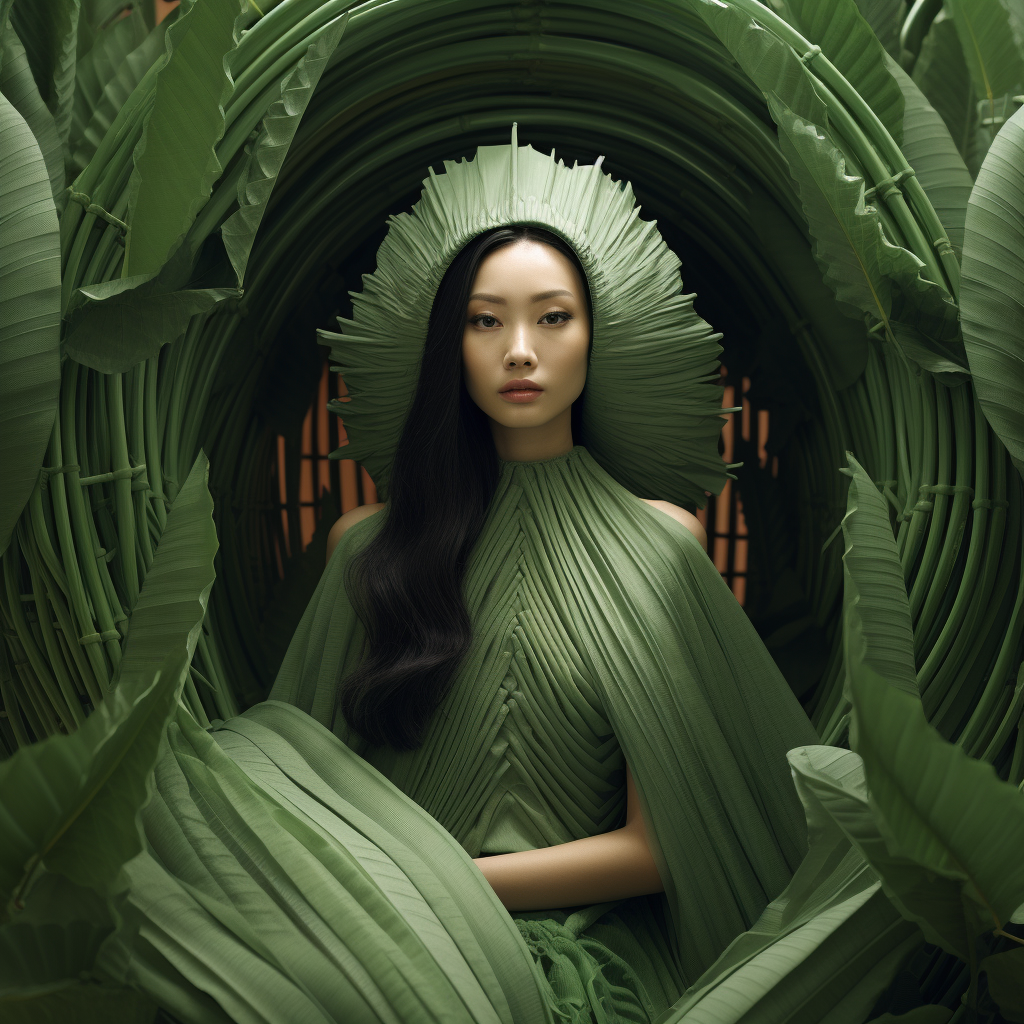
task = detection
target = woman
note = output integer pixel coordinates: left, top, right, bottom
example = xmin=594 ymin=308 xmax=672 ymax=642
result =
xmin=105 ymin=128 xmax=912 ymax=1023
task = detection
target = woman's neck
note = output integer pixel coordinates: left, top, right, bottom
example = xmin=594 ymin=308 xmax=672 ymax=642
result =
xmin=488 ymin=409 xmax=575 ymax=463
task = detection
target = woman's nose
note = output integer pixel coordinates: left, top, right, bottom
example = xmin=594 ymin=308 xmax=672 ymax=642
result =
xmin=505 ymin=321 xmax=536 ymax=366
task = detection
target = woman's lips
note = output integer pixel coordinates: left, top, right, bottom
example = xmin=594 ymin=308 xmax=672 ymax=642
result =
xmin=499 ymin=379 xmax=543 ymax=403
xmin=500 ymin=389 xmax=543 ymax=403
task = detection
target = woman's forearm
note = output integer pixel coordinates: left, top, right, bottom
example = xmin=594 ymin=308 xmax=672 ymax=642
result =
xmin=471 ymin=825 xmax=664 ymax=912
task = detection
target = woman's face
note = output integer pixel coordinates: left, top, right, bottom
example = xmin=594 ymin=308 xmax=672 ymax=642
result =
xmin=461 ymin=239 xmax=590 ymax=439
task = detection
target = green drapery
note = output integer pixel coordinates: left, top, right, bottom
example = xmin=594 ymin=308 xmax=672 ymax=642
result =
xmin=98 ymin=446 xmax=915 ymax=1022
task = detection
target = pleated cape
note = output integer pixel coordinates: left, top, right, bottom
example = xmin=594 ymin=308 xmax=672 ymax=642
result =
xmin=270 ymin=445 xmax=820 ymax=983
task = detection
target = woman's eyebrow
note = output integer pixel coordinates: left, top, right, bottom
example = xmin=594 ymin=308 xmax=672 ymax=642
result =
xmin=469 ymin=289 xmax=574 ymax=303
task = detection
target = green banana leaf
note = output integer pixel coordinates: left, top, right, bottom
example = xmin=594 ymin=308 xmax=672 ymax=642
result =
xmin=69 ymin=4 xmax=146 ymax=160
xmin=0 ymin=870 xmax=156 ymax=1022
xmin=69 ymin=15 xmax=168 ymax=175
xmin=944 ymin=0 xmax=1024 ymax=111
xmin=799 ymin=451 xmax=1024 ymax=962
xmin=912 ymin=13 xmax=982 ymax=173
xmin=961 ymin=103 xmax=1024 ymax=478
xmin=839 ymin=453 xmax=918 ymax=698
xmin=668 ymin=741 xmax=914 ymax=1024
xmin=8 ymin=0 xmax=80 ymax=149
xmin=981 ymin=947 xmax=1024 ymax=1022
xmin=853 ymin=0 xmax=906 ymax=62
xmin=888 ymin=322 xmax=969 ymax=384
xmin=944 ymin=0 xmax=1024 ymax=174
xmin=783 ymin=0 xmax=905 ymax=145
xmin=221 ymin=13 xmax=347 ymax=289
xmin=884 ymin=54 xmax=973 ymax=260
xmin=0 ymin=25 xmax=64 ymax=203
xmin=690 ymin=0 xmax=830 ymax=133
xmin=123 ymin=0 xmax=248 ymax=277
xmin=74 ymin=0 xmax=144 ymax=58
xmin=0 ymin=450 xmax=217 ymax=911
xmin=768 ymin=94 xmax=960 ymax=354
xmin=0 ymin=91 xmax=60 ymax=561
xmin=63 ymin=253 xmax=236 ymax=373
xmin=847 ymin=625 xmax=1024 ymax=961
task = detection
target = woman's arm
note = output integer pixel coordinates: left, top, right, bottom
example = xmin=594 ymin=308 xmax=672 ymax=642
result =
xmin=471 ymin=762 xmax=664 ymax=912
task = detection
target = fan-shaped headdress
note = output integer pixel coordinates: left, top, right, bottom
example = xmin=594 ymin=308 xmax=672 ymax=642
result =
xmin=320 ymin=124 xmax=739 ymax=506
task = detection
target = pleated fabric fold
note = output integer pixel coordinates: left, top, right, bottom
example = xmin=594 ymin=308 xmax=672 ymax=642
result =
xmin=99 ymin=704 xmax=551 ymax=1024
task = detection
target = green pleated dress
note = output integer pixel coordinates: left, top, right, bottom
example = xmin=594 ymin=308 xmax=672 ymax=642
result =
xmin=100 ymin=445 xmax=918 ymax=1024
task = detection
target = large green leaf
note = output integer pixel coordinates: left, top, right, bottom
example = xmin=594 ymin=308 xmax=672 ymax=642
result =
xmin=944 ymin=0 xmax=1024 ymax=173
xmin=785 ymin=745 xmax=958 ymax=949
xmin=652 ymin=741 xmax=912 ymax=1022
xmin=221 ymin=13 xmax=347 ymax=289
xmin=68 ymin=4 xmax=146 ymax=159
xmin=981 ymin=948 xmax=1024 ymax=1022
xmin=0 ymin=25 xmax=63 ymax=203
xmin=0 ymin=872 xmax=156 ymax=1022
xmin=848 ymin=653 xmax=1024 ymax=958
xmin=833 ymin=449 xmax=1024 ymax=958
xmin=961 ymin=103 xmax=1024 ymax=478
xmin=74 ymin=0 xmax=138 ymax=59
xmin=912 ymin=12 xmax=982 ymax=172
xmin=854 ymin=0 xmax=906 ymax=61
xmin=768 ymin=94 xmax=960 ymax=352
xmin=8 ymin=0 xmax=80 ymax=149
xmin=691 ymin=0 xmax=830 ymax=129
xmin=839 ymin=453 xmax=918 ymax=699
xmin=0 ymin=451 xmax=218 ymax=911
xmin=885 ymin=54 xmax=973 ymax=260
xmin=784 ymin=0 xmax=905 ymax=145
xmin=0 ymin=91 xmax=60 ymax=560
xmin=123 ymin=0 xmax=248 ymax=277
xmin=64 ymin=271 xmax=235 ymax=373
xmin=68 ymin=16 xmax=167 ymax=175
xmin=944 ymin=0 xmax=1024 ymax=111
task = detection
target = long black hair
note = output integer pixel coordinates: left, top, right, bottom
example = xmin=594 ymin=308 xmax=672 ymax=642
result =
xmin=334 ymin=224 xmax=593 ymax=751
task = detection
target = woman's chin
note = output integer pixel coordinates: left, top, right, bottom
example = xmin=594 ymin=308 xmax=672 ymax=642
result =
xmin=490 ymin=407 xmax=568 ymax=430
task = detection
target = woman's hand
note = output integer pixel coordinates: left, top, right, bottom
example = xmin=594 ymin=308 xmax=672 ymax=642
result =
xmin=471 ymin=763 xmax=664 ymax=912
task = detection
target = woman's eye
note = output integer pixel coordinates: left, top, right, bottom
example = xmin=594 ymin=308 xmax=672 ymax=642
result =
xmin=472 ymin=315 xmax=499 ymax=328
xmin=540 ymin=312 xmax=572 ymax=325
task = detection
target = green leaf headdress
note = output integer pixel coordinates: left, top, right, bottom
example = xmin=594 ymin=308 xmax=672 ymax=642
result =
xmin=320 ymin=124 xmax=736 ymax=507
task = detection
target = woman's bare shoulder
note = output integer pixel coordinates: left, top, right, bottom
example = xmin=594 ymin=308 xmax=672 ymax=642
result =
xmin=639 ymin=498 xmax=708 ymax=550
xmin=326 ymin=502 xmax=386 ymax=564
